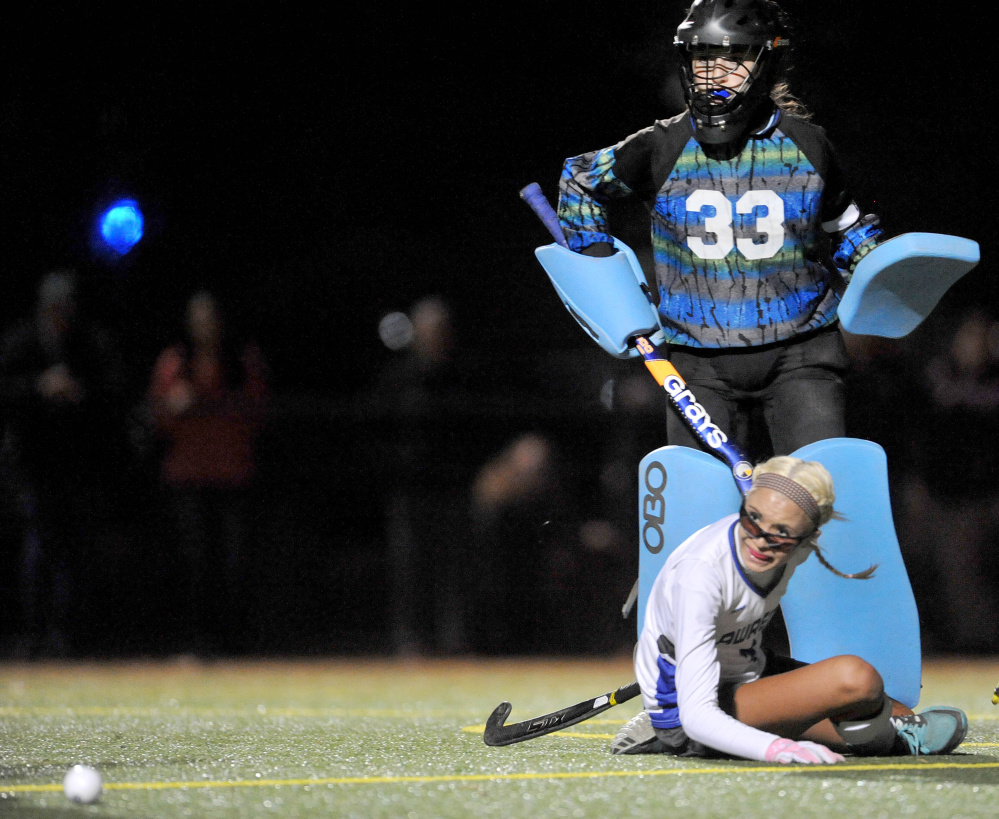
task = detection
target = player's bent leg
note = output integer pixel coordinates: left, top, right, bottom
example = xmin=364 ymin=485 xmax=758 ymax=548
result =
xmin=731 ymin=655 xmax=886 ymax=741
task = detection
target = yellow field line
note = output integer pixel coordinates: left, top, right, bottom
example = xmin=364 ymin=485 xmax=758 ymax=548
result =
xmin=6 ymin=760 xmax=999 ymax=795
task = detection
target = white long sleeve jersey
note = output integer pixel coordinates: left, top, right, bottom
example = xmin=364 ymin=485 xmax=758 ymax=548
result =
xmin=635 ymin=514 xmax=814 ymax=761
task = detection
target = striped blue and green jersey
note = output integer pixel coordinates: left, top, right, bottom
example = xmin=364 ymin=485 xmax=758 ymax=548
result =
xmin=558 ymin=110 xmax=874 ymax=349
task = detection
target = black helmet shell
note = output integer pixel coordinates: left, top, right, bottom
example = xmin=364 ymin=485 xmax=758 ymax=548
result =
xmin=675 ymin=0 xmax=786 ymax=49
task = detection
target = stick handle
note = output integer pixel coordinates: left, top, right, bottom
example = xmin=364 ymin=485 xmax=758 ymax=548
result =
xmin=519 ymin=183 xmax=569 ymax=248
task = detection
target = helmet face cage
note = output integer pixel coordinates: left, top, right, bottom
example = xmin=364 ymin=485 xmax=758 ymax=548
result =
xmin=674 ymin=0 xmax=788 ymax=142
xmin=682 ymin=42 xmax=771 ymax=122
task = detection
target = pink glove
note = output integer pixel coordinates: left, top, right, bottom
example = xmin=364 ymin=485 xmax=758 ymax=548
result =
xmin=766 ymin=738 xmax=845 ymax=764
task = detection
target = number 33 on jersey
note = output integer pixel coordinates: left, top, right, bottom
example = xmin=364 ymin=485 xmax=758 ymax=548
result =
xmin=684 ymin=189 xmax=785 ymax=261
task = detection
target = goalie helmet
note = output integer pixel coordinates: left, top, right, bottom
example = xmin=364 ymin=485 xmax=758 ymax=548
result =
xmin=674 ymin=0 xmax=789 ymax=145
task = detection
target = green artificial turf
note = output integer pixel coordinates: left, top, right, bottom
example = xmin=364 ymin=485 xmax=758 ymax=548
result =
xmin=1 ymin=656 xmax=997 ymax=817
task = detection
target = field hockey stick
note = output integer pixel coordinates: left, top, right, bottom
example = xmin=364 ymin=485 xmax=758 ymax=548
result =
xmin=519 ymin=183 xmax=754 ymax=495
xmin=483 ymin=681 xmax=640 ymax=746
xmin=481 ymin=187 xmax=747 ymax=747
xmin=616 ymin=330 xmax=753 ymax=617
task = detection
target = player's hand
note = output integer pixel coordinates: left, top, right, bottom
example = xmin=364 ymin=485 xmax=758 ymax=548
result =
xmin=765 ymin=738 xmax=844 ymax=764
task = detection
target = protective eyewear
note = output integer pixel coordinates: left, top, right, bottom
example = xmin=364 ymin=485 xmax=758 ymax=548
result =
xmin=738 ymin=505 xmax=813 ymax=552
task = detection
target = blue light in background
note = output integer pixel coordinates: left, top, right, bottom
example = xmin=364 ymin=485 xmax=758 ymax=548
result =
xmin=99 ymin=199 xmax=144 ymax=255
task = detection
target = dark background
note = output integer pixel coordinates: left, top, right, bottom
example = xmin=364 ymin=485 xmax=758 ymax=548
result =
xmin=2 ymin=2 xmax=994 ymax=657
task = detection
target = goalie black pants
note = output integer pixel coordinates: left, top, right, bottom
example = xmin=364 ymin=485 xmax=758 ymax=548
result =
xmin=664 ymin=324 xmax=849 ymax=460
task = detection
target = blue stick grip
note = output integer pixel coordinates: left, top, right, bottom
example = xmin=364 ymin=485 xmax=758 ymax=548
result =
xmin=519 ymin=183 xmax=569 ymax=248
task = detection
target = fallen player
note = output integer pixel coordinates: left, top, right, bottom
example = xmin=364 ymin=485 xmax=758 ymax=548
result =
xmin=614 ymin=456 xmax=967 ymax=762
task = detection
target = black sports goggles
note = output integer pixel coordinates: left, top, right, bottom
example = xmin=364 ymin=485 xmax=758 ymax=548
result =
xmin=738 ymin=505 xmax=813 ymax=552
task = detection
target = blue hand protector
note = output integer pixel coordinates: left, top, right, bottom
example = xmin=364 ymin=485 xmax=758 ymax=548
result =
xmin=838 ymin=233 xmax=980 ymax=338
xmin=534 ymin=237 xmax=665 ymax=359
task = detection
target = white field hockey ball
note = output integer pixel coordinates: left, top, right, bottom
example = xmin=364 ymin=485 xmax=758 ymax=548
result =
xmin=63 ymin=765 xmax=103 ymax=804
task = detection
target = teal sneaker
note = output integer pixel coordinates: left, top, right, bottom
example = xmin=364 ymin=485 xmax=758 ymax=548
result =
xmin=890 ymin=706 xmax=968 ymax=755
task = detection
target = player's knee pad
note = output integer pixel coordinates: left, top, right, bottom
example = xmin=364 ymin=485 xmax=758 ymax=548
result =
xmin=833 ymin=694 xmax=894 ymax=755
xmin=534 ymin=237 xmax=665 ymax=359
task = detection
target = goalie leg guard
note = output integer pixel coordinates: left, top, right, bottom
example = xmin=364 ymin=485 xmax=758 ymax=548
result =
xmin=636 ymin=438 xmax=921 ymax=709
xmin=771 ymin=438 xmax=921 ymax=708
xmin=534 ymin=238 xmax=665 ymax=359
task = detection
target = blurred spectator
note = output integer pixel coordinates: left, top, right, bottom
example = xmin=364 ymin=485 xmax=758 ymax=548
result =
xmin=469 ymin=431 xmax=577 ymax=653
xmin=899 ymin=308 xmax=999 ymax=653
xmin=147 ymin=291 xmax=268 ymax=656
xmin=366 ymin=296 xmax=475 ymax=656
xmin=0 ymin=269 xmax=126 ymax=658
xmin=593 ymin=370 xmax=666 ymax=552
